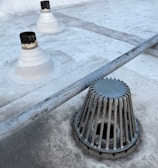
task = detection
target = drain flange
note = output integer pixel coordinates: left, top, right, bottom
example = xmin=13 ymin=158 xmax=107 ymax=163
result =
xmin=73 ymin=78 xmax=141 ymax=159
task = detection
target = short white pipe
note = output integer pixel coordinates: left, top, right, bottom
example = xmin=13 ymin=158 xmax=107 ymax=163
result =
xmin=16 ymin=31 xmax=53 ymax=81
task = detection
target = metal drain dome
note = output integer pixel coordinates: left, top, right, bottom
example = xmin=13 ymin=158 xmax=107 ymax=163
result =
xmin=73 ymin=78 xmax=141 ymax=159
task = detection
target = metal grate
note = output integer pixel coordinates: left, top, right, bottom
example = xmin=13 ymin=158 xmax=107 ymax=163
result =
xmin=73 ymin=78 xmax=141 ymax=159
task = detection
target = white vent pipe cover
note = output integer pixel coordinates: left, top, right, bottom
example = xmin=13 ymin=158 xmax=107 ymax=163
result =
xmin=37 ymin=1 xmax=59 ymax=33
xmin=16 ymin=31 xmax=53 ymax=81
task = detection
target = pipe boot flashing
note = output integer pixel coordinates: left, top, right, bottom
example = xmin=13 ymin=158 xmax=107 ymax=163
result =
xmin=16 ymin=31 xmax=53 ymax=81
xmin=37 ymin=1 xmax=59 ymax=33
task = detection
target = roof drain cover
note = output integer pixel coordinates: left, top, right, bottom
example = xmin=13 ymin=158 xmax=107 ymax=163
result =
xmin=73 ymin=78 xmax=141 ymax=159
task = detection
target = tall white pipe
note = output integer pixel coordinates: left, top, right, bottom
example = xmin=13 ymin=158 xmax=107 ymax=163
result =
xmin=37 ymin=1 xmax=59 ymax=33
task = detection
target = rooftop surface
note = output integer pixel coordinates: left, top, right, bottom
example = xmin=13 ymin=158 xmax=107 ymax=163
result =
xmin=0 ymin=0 xmax=158 ymax=167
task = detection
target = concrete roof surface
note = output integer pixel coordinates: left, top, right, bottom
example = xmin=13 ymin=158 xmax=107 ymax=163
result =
xmin=0 ymin=0 xmax=158 ymax=167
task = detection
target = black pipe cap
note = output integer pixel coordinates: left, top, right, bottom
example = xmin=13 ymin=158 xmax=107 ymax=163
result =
xmin=20 ymin=32 xmax=36 ymax=44
xmin=41 ymin=1 xmax=50 ymax=10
